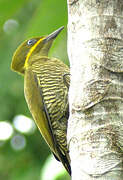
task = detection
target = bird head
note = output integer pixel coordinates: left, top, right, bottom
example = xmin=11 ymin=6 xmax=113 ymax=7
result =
xmin=11 ymin=26 xmax=64 ymax=75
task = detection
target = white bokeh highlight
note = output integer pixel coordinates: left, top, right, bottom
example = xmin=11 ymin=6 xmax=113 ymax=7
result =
xmin=0 ymin=122 xmax=13 ymax=141
xmin=13 ymin=115 xmax=36 ymax=134
xmin=3 ymin=19 xmax=19 ymax=34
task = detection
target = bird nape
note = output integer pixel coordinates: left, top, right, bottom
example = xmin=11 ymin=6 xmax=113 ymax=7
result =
xmin=11 ymin=27 xmax=71 ymax=175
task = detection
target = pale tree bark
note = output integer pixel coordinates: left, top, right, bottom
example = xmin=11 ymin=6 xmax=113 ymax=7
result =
xmin=67 ymin=0 xmax=123 ymax=180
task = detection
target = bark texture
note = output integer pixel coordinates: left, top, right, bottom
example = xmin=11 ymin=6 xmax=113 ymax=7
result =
xmin=67 ymin=0 xmax=123 ymax=179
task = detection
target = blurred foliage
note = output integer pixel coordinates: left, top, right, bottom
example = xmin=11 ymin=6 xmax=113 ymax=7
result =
xmin=0 ymin=0 xmax=69 ymax=179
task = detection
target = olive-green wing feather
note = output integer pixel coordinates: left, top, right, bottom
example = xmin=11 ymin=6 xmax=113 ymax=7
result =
xmin=39 ymin=83 xmax=71 ymax=174
xmin=36 ymin=73 xmax=71 ymax=174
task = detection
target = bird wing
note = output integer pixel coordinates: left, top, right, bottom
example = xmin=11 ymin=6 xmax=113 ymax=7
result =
xmin=36 ymin=71 xmax=71 ymax=174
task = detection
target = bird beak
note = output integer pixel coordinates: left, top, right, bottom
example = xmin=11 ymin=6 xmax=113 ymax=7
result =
xmin=44 ymin=26 xmax=64 ymax=43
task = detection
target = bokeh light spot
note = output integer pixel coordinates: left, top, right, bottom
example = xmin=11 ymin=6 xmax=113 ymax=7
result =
xmin=0 ymin=122 xmax=13 ymax=141
xmin=13 ymin=115 xmax=36 ymax=134
xmin=10 ymin=134 xmax=26 ymax=151
xmin=3 ymin=19 xmax=19 ymax=35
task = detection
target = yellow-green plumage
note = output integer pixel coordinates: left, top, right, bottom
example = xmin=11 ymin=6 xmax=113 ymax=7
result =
xmin=11 ymin=27 xmax=71 ymax=175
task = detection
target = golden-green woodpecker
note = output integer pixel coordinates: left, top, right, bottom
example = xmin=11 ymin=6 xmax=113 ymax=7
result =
xmin=11 ymin=27 xmax=71 ymax=175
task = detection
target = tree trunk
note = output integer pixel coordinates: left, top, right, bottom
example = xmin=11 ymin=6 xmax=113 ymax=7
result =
xmin=67 ymin=0 xmax=123 ymax=179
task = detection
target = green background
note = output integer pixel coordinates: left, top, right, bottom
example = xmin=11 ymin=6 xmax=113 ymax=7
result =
xmin=0 ymin=0 xmax=70 ymax=179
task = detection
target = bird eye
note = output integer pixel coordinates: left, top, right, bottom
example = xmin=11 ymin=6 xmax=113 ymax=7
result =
xmin=27 ymin=39 xmax=37 ymax=46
